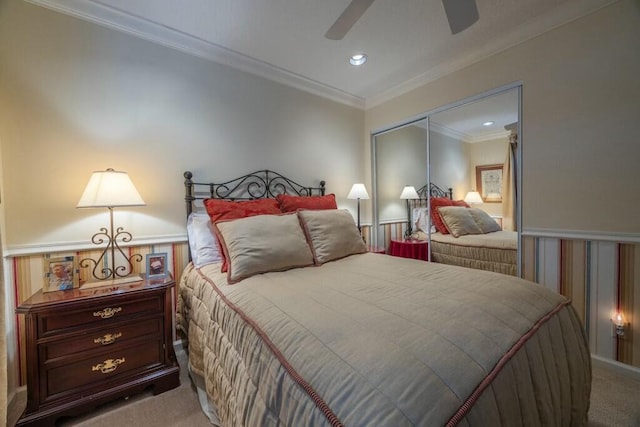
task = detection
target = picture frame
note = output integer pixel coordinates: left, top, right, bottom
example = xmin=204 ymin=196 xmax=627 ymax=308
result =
xmin=43 ymin=255 xmax=79 ymax=292
xmin=475 ymin=164 xmax=504 ymax=203
xmin=146 ymin=253 xmax=168 ymax=279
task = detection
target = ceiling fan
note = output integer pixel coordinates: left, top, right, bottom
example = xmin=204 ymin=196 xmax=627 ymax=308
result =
xmin=325 ymin=0 xmax=479 ymax=40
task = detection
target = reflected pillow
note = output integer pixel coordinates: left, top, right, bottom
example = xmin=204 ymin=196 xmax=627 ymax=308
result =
xmin=430 ymin=197 xmax=454 ymax=234
xmin=186 ymin=212 xmax=222 ymax=268
xmin=452 ymin=200 xmax=470 ymax=208
xmin=297 ymin=209 xmax=366 ymax=264
xmin=277 ymin=193 xmax=337 ymax=212
xmin=469 ymin=208 xmax=502 ymax=233
xmin=214 ymin=213 xmax=314 ymax=284
xmin=437 ymin=206 xmax=483 ymax=237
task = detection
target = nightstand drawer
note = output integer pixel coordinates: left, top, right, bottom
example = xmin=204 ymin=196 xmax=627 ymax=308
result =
xmin=46 ymin=339 xmax=163 ymax=397
xmin=41 ymin=295 xmax=163 ymax=335
xmin=44 ymin=317 xmax=163 ymax=360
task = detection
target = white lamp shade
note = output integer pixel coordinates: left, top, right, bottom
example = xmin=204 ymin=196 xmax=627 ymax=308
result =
xmin=399 ymin=185 xmax=419 ymax=200
xmin=77 ymin=169 xmax=145 ymax=208
xmin=464 ymin=191 xmax=483 ymax=204
xmin=347 ymin=183 xmax=370 ymax=200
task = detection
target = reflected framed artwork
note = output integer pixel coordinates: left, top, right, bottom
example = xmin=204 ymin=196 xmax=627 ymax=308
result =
xmin=476 ymin=164 xmax=503 ymax=203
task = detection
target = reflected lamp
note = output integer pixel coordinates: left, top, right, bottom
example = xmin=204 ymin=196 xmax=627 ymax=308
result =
xmin=399 ymin=185 xmax=419 ymax=239
xmin=464 ymin=191 xmax=483 ymax=205
xmin=347 ymin=183 xmax=369 ymax=234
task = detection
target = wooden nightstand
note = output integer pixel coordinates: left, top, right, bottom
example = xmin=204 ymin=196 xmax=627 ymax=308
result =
xmin=15 ymin=275 xmax=180 ymax=427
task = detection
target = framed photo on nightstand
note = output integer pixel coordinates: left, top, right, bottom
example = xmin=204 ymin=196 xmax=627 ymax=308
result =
xmin=146 ymin=253 xmax=168 ymax=279
xmin=43 ymin=255 xmax=79 ymax=292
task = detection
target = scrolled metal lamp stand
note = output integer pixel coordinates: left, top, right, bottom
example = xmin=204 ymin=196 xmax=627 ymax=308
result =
xmin=80 ymin=207 xmax=142 ymax=281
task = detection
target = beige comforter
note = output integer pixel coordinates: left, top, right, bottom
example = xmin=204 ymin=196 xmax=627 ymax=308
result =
xmin=178 ymin=253 xmax=590 ymax=426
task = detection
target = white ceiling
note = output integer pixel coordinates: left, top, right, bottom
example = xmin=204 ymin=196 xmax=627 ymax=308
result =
xmin=429 ymin=88 xmax=519 ymax=142
xmin=28 ymin=0 xmax=614 ymax=109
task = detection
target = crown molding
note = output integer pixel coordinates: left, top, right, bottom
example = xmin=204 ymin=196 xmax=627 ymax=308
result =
xmin=429 ymin=122 xmax=510 ymax=144
xmin=25 ymin=0 xmax=366 ymax=109
xmin=25 ymin=0 xmax=615 ymax=112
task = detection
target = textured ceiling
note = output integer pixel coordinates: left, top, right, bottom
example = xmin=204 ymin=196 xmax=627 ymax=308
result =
xmin=28 ymin=0 xmax=614 ymax=108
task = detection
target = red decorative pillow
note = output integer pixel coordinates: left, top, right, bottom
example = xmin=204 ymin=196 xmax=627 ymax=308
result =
xmin=276 ymin=193 xmax=337 ymax=213
xmin=203 ymin=198 xmax=280 ymax=223
xmin=203 ymin=198 xmax=281 ymax=271
xmin=452 ymin=200 xmax=470 ymax=208
xmin=430 ymin=197 xmax=454 ymax=234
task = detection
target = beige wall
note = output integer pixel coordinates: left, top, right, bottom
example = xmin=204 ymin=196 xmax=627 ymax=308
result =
xmin=366 ymin=0 xmax=640 ymax=234
xmin=429 ymin=131 xmax=471 ymax=200
xmin=0 ymin=1 xmax=365 ymax=252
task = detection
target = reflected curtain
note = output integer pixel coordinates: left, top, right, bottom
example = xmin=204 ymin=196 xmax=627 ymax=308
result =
xmin=501 ymin=132 xmax=517 ymax=231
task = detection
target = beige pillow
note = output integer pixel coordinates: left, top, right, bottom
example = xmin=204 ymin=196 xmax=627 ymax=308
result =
xmin=297 ymin=209 xmax=366 ymax=264
xmin=214 ymin=213 xmax=314 ymax=284
xmin=468 ymin=208 xmax=502 ymax=233
xmin=437 ymin=206 xmax=483 ymax=237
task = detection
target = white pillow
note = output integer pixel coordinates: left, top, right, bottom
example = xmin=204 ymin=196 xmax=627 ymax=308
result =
xmin=412 ymin=207 xmax=429 ymax=233
xmin=187 ymin=212 xmax=222 ymax=268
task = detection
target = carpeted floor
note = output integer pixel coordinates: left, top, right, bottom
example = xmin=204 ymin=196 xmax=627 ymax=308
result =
xmin=9 ymin=348 xmax=640 ymax=426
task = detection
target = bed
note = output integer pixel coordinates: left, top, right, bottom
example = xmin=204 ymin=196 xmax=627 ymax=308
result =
xmin=412 ymin=183 xmax=518 ymax=276
xmin=178 ymin=170 xmax=590 ymax=427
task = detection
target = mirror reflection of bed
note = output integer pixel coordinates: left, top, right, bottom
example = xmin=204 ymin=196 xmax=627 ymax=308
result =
xmin=372 ymin=85 xmax=520 ymax=277
xmin=410 ymin=183 xmax=518 ymax=276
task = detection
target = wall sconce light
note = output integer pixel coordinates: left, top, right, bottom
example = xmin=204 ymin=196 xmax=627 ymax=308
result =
xmin=400 ymin=185 xmax=419 ymax=239
xmin=77 ymin=168 xmax=145 ymax=284
xmin=347 ymin=183 xmax=369 ymax=235
xmin=464 ymin=191 xmax=483 ymax=205
xmin=612 ymin=312 xmax=626 ymax=337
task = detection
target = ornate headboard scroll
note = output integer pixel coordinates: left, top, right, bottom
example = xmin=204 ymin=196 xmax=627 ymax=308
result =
xmin=184 ymin=170 xmax=326 ymax=218
xmin=416 ymin=182 xmax=453 ymax=202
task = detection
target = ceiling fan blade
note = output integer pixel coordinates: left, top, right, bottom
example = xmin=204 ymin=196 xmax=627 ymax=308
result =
xmin=442 ymin=0 xmax=479 ymax=35
xmin=325 ymin=0 xmax=376 ymax=40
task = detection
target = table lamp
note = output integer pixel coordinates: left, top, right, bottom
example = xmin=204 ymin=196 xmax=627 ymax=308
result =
xmin=77 ymin=168 xmax=145 ymax=283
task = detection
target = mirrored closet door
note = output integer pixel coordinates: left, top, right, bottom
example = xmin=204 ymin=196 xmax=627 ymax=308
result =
xmin=371 ymin=84 xmax=522 ymax=275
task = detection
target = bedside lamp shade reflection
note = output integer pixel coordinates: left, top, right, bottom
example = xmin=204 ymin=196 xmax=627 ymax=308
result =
xmin=464 ymin=191 xmax=483 ymax=205
xmin=77 ymin=168 xmax=145 ymax=283
xmin=347 ymin=183 xmax=369 ymax=234
xmin=400 ymin=185 xmax=419 ymax=239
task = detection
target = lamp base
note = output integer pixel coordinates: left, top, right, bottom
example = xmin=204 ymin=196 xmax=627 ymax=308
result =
xmin=80 ymin=274 xmax=143 ymax=290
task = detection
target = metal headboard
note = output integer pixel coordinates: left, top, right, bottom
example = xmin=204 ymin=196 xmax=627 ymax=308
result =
xmin=184 ymin=170 xmax=326 ymax=218
xmin=416 ymin=182 xmax=453 ymax=202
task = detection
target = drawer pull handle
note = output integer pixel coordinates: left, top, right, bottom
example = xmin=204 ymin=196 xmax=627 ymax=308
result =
xmin=93 ymin=307 xmax=122 ymax=319
xmin=92 ymin=358 xmax=125 ymax=374
xmin=94 ymin=332 xmax=122 ymax=345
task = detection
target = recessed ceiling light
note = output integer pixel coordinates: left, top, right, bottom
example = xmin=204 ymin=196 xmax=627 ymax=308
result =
xmin=483 ymin=121 xmax=495 ymax=126
xmin=349 ymin=54 xmax=367 ymax=66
